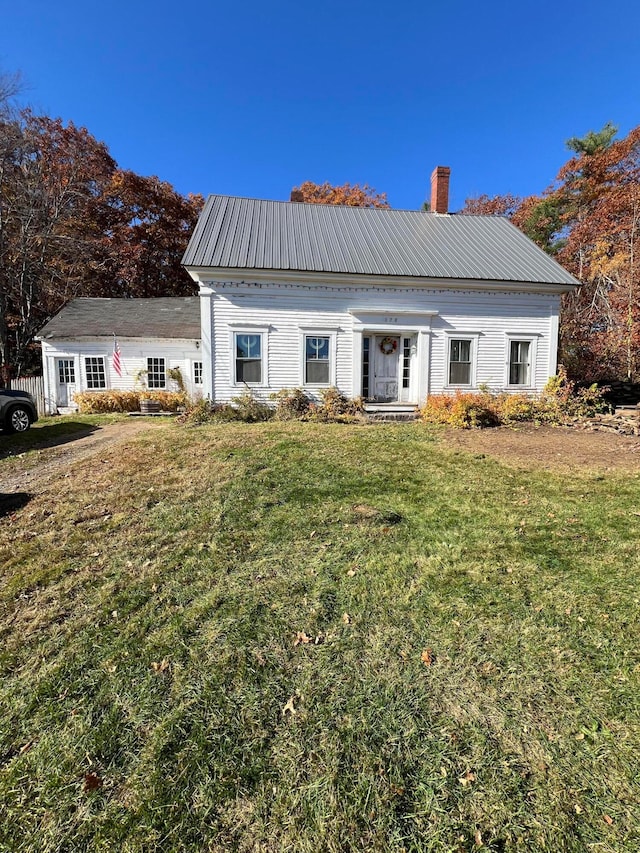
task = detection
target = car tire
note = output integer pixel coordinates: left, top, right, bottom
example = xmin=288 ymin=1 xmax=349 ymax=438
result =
xmin=5 ymin=405 xmax=32 ymax=433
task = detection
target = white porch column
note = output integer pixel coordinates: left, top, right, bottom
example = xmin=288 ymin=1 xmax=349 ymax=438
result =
xmin=352 ymin=328 xmax=363 ymax=398
xmin=199 ymin=284 xmax=215 ymax=401
xmin=417 ymin=328 xmax=432 ymax=402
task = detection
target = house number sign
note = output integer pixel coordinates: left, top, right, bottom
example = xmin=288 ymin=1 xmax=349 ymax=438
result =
xmin=383 ymin=316 xmax=399 ymax=324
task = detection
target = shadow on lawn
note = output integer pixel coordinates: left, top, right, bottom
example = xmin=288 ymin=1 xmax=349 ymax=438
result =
xmin=0 ymin=421 xmax=99 ymax=461
xmin=0 ymin=492 xmax=31 ymax=517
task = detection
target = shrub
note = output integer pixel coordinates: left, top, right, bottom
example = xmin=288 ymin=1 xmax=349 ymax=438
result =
xmin=308 ymin=388 xmax=365 ymax=423
xmin=73 ymin=390 xmax=186 ymax=414
xmin=420 ymin=391 xmax=500 ymax=429
xmin=74 ymin=390 xmax=141 ymax=413
xmin=229 ymin=388 xmax=273 ymax=422
xmin=271 ymin=388 xmax=312 ymax=420
xmin=419 ymin=372 xmax=610 ymax=429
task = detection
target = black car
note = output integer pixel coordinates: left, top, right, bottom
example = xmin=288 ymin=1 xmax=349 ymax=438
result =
xmin=0 ymin=389 xmax=39 ymax=433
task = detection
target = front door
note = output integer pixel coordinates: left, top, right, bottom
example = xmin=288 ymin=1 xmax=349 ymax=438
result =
xmin=372 ymin=336 xmax=400 ymax=401
xmin=57 ymin=358 xmax=76 ymax=407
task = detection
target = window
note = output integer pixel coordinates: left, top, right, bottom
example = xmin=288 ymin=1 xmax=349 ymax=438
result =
xmin=147 ymin=357 xmax=166 ymax=389
xmin=449 ymin=339 xmax=472 ymax=385
xmin=402 ymin=337 xmax=411 ymax=389
xmin=509 ymin=341 xmax=531 ymax=385
xmin=362 ymin=337 xmax=370 ymax=398
xmin=85 ymin=357 xmax=106 ymax=389
xmin=193 ymin=361 xmax=203 ymax=385
xmin=305 ymin=335 xmax=330 ymax=384
xmin=58 ymin=359 xmax=75 ymax=384
xmin=235 ymin=333 xmax=262 ymax=383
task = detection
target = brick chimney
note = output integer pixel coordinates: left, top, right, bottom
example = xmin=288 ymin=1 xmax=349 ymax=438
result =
xmin=430 ymin=166 xmax=451 ymax=214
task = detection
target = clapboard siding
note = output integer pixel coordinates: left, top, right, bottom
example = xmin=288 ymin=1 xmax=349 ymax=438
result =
xmin=203 ymin=280 xmax=560 ymax=403
xmin=40 ymin=337 xmax=202 ymax=414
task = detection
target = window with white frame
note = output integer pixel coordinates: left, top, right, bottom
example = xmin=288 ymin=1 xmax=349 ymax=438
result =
xmin=305 ymin=335 xmax=330 ymax=384
xmin=509 ymin=340 xmax=531 ymax=385
xmin=235 ymin=333 xmax=262 ymax=384
xmin=147 ymin=357 xmax=166 ymax=388
xmin=85 ymin=357 xmax=106 ymax=389
xmin=448 ymin=339 xmax=472 ymax=385
xmin=193 ymin=361 xmax=203 ymax=385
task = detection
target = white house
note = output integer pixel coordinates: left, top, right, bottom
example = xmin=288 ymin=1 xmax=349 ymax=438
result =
xmin=182 ymin=168 xmax=580 ymax=408
xmin=37 ymin=297 xmax=202 ymax=414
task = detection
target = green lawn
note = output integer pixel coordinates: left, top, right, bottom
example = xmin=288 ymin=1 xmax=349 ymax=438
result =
xmin=1 ymin=422 xmax=639 ymax=852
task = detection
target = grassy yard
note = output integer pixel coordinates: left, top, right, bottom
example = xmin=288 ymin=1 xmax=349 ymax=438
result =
xmin=1 ymin=421 xmax=639 ymax=852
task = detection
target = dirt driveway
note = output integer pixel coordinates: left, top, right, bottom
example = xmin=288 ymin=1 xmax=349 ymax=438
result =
xmin=440 ymin=423 xmax=640 ymax=473
xmin=0 ymin=419 xmax=170 ymax=496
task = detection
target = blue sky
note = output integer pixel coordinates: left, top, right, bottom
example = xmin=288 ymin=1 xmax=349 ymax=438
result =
xmin=3 ymin=0 xmax=639 ymax=210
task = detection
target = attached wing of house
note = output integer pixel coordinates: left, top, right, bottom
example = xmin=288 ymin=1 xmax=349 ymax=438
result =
xmin=182 ymin=173 xmax=579 ymax=408
xmin=36 ymin=297 xmax=202 ymax=414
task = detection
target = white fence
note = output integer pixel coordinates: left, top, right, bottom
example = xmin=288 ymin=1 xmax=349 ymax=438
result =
xmin=10 ymin=376 xmax=46 ymax=417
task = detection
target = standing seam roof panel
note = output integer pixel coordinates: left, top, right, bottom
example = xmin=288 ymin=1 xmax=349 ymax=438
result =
xmin=182 ymin=195 xmax=580 ymax=287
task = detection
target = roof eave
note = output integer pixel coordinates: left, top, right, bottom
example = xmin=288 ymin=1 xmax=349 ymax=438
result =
xmin=185 ymin=264 xmax=580 ymax=295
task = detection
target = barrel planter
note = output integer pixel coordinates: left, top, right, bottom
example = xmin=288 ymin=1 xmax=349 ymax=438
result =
xmin=140 ymin=399 xmax=162 ymax=414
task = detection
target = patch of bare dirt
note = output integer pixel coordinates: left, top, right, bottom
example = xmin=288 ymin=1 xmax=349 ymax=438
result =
xmin=0 ymin=419 xmax=169 ymax=495
xmin=440 ymin=423 xmax=640 ymax=473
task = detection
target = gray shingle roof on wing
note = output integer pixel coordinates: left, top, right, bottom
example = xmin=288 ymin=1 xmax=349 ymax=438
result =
xmin=182 ymin=195 xmax=579 ymax=287
xmin=37 ymin=298 xmax=201 ymax=340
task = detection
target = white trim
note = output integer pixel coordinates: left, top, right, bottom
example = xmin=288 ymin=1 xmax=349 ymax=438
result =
xmin=83 ymin=354 xmax=109 ymax=390
xmin=443 ymin=332 xmax=480 ymax=389
xmin=299 ymin=329 xmax=337 ymax=388
xmin=187 ymin=266 xmax=578 ymax=295
xmin=230 ymin=327 xmax=269 ymax=388
xmin=504 ymin=334 xmax=538 ymax=389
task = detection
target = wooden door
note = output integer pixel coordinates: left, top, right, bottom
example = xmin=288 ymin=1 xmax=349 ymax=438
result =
xmin=57 ymin=359 xmax=76 ymax=407
xmin=372 ymin=336 xmax=400 ymax=401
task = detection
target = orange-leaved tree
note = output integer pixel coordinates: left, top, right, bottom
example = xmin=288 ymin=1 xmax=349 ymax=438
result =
xmin=290 ymin=181 xmax=390 ymax=208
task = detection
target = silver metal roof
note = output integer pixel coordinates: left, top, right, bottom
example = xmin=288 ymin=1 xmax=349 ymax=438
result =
xmin=37 ymin=297 xmax=201 ymax=340
xmin=182 ymin=195 xmax=579 ymax=287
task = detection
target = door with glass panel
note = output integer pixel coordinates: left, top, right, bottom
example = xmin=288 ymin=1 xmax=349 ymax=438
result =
xmin=56 ymin=358 xmax=76 ymax=406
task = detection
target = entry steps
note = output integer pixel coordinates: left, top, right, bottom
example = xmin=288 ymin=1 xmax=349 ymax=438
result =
xmin=363 ymin=403 xmax=419 ymax=422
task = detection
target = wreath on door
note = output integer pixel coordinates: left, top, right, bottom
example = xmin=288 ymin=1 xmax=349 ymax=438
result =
xmin=380 ymin=336 xmax=398 ymax=355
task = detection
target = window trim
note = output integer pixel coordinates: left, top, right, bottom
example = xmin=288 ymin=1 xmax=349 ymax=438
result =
xmin=84 ymin=355 xmax=107 ymax=390
xmin=505 ymin=335 xmax=538 ymax=389
xmin=444 ymin=333 xmax=480 ymax=389
xmin=230 ymin=328 xmax=268 ymax=387
xmin=146 ymin=356 xmax=167 ymax=390
xmin=299 ymin=329 xmax=337 ymax=387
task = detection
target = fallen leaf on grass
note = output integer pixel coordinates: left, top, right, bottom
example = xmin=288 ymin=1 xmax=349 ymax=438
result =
xmin=294 ymin=631 xmax=311 ymax=645
xmin=474 ymin=828 xmax=483 ymax=847
xmin=603 ymin=814 xmax=614 ymax=826
xmin=458 ymin=770 xmax=476 ymax=786
xmin=82 ymin=772 xmax=103 ymax=792
xmin=151 ymin=658 xmax=170 ymax=674
xmin=342 ymin=612 xmax=351 ymax=625
xmin=574 ymin=804 xmax=583 ymax=814
xmin=282 ymin=696 xmax=297 ymax=716
xmin=346 ymin=568 xmax=357 ymax=577
xmin=18 ymin=740 xmax=35 ymax=756
xmin=421 ymin=648 xmax=435 ymax=666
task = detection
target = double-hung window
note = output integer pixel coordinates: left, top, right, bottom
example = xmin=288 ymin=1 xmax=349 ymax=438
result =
xmin=509 ymin=340 xmax=531 ymax=386
xmin=85 ymin=357 xmax=106 ymax=389
xmin=449 ymin=339 xmax=472 ymax=385
xmin=147 ymin=357 xmax=166 ymax=389
xmin=305 ymin=335 xmax=330 ymax=384
xmin=193 ymin=361 xmax=203 ymax=385
xmin=235 ymin=333 xmax=262 ymax=384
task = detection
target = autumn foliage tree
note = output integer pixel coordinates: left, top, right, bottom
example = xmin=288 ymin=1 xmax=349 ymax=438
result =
xmin=462 ymin=124 xmax=640 ymax=382
xmin=0 ymin=106 xmax=203 ymax=376
xmin=290 ymin=181 xmax=389 ymax=208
